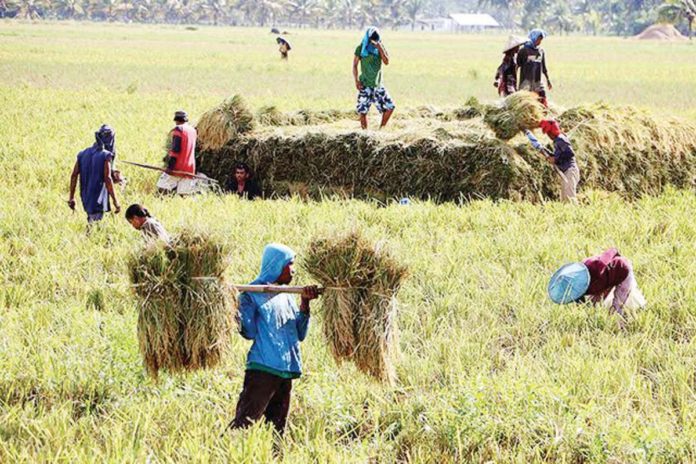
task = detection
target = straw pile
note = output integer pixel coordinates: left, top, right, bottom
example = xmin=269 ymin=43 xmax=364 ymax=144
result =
xmin=196 ymin=95 xmax=255 ymax=151
xmin=129 ymin=231 xmax=235 ymax=378
xmin=484 ymin=91 xmax=547 ymax=140
xmin=304 ymin=231 xmax=408 ymax=384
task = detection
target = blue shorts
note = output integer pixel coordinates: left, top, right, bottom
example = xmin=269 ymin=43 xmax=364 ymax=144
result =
xmin=356 ymin=87 xmax=395 ymax=115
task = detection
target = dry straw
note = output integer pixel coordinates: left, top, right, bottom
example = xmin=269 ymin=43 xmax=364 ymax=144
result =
xmin=484 ymin=91 xmax=546 ymax=140
xmin=196 ymin=95 xmax=255 ymax=151
xmin=304 ymin=231 xmax=408 ymax=384
xmin=129 ymin=231 xmax=236 ymax=378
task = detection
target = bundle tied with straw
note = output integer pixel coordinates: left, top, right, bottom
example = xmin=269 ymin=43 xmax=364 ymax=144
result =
xmin=304 ymin=231 xmax=408 ymax=385
xmin=484 ymin=91 xmax=546 ymax=140
xmin=196 ymin=95 xmax=255 ymax=151
xmin=129 ymin=231 xmax=236 ymax=378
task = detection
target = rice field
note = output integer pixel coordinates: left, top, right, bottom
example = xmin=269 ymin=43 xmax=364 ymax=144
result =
xmin=1 ymin=21 xmax=696 ymax=462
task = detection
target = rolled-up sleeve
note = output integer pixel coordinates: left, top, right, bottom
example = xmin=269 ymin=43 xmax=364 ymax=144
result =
xmin=239 ymin=293 xmax=257 ymax=340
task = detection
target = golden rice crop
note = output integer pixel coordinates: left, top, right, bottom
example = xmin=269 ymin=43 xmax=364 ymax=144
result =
xmin=196 ymin=95 xmax=255 ymax=151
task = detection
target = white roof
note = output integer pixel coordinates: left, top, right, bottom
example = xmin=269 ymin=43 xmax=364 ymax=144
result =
xmin=449 ymin=13 xmax=500 ymax=27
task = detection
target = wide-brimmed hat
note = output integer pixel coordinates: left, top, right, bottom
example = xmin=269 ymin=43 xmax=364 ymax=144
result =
xmin=548 ymin=262 xmax=590 ymax=304
xmin=503 ymin=35 xmax=526 ymax=53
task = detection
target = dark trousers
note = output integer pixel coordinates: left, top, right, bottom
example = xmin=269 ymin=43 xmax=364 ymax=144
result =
xmin=230 ymin=370 xmax=293 ymax=435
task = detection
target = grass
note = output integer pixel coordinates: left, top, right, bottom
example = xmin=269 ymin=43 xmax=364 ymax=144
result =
xmin=0 ymin=21 xmax=695 ymax=462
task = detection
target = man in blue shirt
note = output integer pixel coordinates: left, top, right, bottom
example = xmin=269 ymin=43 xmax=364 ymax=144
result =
xmin=227 ymin=243 xmax=320 ymax=435
xmin=68 ymin=125 xmax=121 ymax=223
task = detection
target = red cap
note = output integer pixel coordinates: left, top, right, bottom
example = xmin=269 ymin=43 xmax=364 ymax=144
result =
xmin=539 ymin=119 xmax=561 ymax=138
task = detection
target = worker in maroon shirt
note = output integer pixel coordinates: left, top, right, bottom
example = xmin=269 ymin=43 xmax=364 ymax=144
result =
xmin=157 ymin=110 xmax=198 ymax=195
xmin=548 ymin=248 xmax=646 ymax=321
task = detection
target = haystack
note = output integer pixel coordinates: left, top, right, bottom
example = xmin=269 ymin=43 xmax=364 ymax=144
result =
xmin=304 ymin=231 xmax=407 ymax=384
xmin=635 ymin=24 xmax=688 ymax=41
xmin=196 ymin=95 xmax=255 ymax=151
xmin=484 ymin=91 xmax=546 ymax=140
xmin=129 ymin=231 xmax=236 ymax=378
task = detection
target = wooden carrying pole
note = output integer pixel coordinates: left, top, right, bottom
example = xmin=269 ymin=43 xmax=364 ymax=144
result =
xmin=231 ymin=285 xmax=325 ymax=295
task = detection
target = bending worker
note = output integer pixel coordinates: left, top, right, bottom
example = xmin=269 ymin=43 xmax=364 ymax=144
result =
xmin=125 ymin=204 xmax=170 ymax=243
xmin=548 ymin=248 xmax=646 ymax=318
xmin=227 ymin=244 xmax=320 ymax=436
xmin=157 ymin=110 xmax=198 ymax=195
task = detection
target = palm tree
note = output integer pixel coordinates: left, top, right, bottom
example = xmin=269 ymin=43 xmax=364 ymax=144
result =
xmin=288 ymin=0 xmax=319 ymax=27
xmin=16 ymin=0 xmax=46 ymax=19
xmin=659 ymin=0 xmax=696 ymax=39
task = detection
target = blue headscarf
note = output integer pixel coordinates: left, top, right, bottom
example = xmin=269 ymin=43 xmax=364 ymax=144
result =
xmin=360 ymin=27 xmax=381 ymax=58
xmin=526 ymin=29 xmax=547 ymax=49
xmin=250 ymin=243 xmax=296 ymax=285
xmin=94 ymin=124 xmax=116 ymax=157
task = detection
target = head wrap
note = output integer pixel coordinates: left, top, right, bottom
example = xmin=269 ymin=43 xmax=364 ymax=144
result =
xmin=540 ymin=119 xmax=561 ymax=138
xmin=526 ymin=29 xmax=547 ymax=49
xmin=94 ymin=124 xmax=116 ymax=155
xmin=360 ymin=27 xmax=381 ymax=58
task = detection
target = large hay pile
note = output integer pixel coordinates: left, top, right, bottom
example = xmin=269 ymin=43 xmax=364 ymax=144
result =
xmin=197 ymin=95 xmax=255 ymax=151
xmin=196 ymin=96 xmax=696 ymax=202
xmin=484 ymin=91 xmax=547 ymax=140
xmin=304 ymin=231 xmax=407 ymax=384
xmin=635 ymin=24 xmax=688 ymax=41
xmin=129 ymin=231 xmax=236 ymax=378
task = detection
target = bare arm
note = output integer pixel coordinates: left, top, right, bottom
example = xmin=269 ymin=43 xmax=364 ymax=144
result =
xmin=352 ymin=55 xmax=362 ymax=90
xmin=103 ymin=158 xmax=120 ymax=214
xmin=375 ymin=42 xmax=389 ymax=65
xmin=68 ymin=161 xmax=79 ymax=210
xmin=543 ymin=51 xmax=552 ymax=89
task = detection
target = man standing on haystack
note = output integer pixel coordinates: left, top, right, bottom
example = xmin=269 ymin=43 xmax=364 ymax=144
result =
xmin=68 ymin=125 xmax=121 ymax=224
xmin=226 ymin=244 xmax=320 ymax=436
xmin=517 ymin=29 xmax=553 ymax=107
xmin=157 ymin=110 xmax=198 ymax=195
xmin=353 ymin=27 xmax=395 ymax=130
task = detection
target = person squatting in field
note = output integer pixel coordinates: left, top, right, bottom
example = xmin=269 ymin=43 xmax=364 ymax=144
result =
xmin=494 ymin=36 xmax=525 ymax=97
xmin=68 ymin=124 xmax=121 ymax=223
xmin=548 ymin=248 xmax=647 ymax=322
xmin=277 ymin=37 xmax=291 ymax=60
xmin=517 ymin=29 xmax=553 ymax=107
xmin=353 ymin=27 xmax=395 ymax=130
xmin=224 ymin=162 xmax=263 ymax=200
xmin=125 ymin=204 xmax=170 ymax=243
xmin=227 ymin=244 xmax=320 ymax=436
xmin=157 ymin=110 xmax=199 ymax=195
xmin=526 ymin=119 xmax=580 ymax=203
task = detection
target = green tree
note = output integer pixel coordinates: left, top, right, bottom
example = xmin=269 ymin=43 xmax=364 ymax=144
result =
xmin=404 ymin=0 xmax=427 ymax=29
xmin=659 ymin=0 xmax=696 ymax=38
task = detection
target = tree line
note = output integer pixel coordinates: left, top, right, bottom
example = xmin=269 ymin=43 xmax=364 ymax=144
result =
xmin=0 ymin=0 xmax=693 ymax=37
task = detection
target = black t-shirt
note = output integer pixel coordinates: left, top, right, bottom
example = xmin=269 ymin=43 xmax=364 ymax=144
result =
xmin=517 ymin=46 xmax=548 ymax=87
xmin=225 ymin=178 xmax=262 ymax=200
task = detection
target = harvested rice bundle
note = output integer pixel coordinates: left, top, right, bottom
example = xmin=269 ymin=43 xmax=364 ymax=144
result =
xmin=484 ymin=91 xmax=546 ymax=140
xmin=196 ymin=95 xmax=255 ymax=151
xmin=129 ymin=231 xmax=236 ymax=378
xmin=257 ymin=105 xmax=288 ymax=126
xmin=304 ymin=231 xmax=408 ymax=384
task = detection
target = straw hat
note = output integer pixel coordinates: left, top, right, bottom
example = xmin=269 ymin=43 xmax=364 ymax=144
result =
xmin=503 ymin=35 xmax=526 ymax=53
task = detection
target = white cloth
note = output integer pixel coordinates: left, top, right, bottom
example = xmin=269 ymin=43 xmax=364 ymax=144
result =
xmin=156 ymin=173 xmax=199 ymax=195
xmin=602 ymin=269 xmax=647 ymax=313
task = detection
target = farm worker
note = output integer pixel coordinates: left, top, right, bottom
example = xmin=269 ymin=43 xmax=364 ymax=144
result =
xmin=125 ymin=204 xmax=170 ymax=243
xmin=526 ymin=119 xmax=580 ymax=203
xmin=224 ymin=162 xmax=262 ymax=200
xmin=353 ymin=27 xmax=395 ymax=130
xmin=68 ymin=125 xmax=121 ymax=223
xmin=276 ymin=36 xmax=291 ymax=60
xmin=157 ymin=110 xmax=198 ymax=195
xmin=494 ymin=36 xmax=525 ymax=97
xmin=517 ymin=29 xmax=552 ymax=107
xmin=548 ymin=248 xmax=646 ymax=319
xmin=226 ymin=244 xmax=320 ymax=436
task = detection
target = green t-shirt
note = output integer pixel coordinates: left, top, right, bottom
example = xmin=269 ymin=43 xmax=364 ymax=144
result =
xmin=355 ymin=45 xmax=382 ymax=89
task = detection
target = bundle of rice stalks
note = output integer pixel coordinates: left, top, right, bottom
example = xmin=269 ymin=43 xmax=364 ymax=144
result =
xmin=304 ymin=231 xmax=408 ymax=384
xmin=129 ymin=231 xmax=236 ymax=378
xmin=196 ymin=95 xmax=255 ymax=151
xmin=484 ymin=91 xmax=546 ymax=140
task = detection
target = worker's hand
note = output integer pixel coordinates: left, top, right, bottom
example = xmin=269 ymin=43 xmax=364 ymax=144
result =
xmin=355 ymin=80 xmax=363 ymax=91
xmin=493 ymin=81 xmax=499 ymax=88
xmin=165 ymin=168 xmax=173 ymax=175
xmin=113 ymin=203 xmax=121 ymax=215
xmin=67 ymin=199 xmax=76 ymax=211
xmin=531 ymin=140 xmax=543 ymax=150
xmin=545 ymin=156 xmax=555 ymax=165
xmin=547 ymin=81 xmax=553 ymax=90
xmin=301 ymin=285 xmax=321 ymax=302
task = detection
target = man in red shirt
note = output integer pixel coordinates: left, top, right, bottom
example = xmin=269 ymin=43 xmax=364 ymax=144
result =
xmin=157 ymin=110 xmax=198 ymax=195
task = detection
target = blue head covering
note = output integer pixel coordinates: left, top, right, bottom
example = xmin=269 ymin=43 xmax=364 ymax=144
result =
xmin=526 ymin=29 xmax=547 ymax=49
xmin=360 ymin=27 xmax=381 ymax=58
xmin=548 ymin=262 xmax=590 ymax=304
xmin=94 ymin=124 xmax=116 ymax=157
xmin=250 ymin=243 xmax=296 ymax=285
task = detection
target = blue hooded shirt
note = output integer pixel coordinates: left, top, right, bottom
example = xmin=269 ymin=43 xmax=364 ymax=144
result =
xmin=76 ymin=127 xmax=115 ymax=215
xmin=239 ymin=243 xmax=310 ymax=379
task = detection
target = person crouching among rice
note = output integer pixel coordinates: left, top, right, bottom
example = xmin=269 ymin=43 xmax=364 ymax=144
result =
xmin=353 ymin=27 xmax=395 ymax=130
xmin=125 ymin=204 xmax=170 ymax=243
xmin=226 ymin=243 xmax=320 ymax=436
xmin=157 ymin=110 xmax=198 ymax=195
xmin=548 ymin=248 xmax=646 ymax=325
xmin=526 ymin=119 xmax=580 ymax=203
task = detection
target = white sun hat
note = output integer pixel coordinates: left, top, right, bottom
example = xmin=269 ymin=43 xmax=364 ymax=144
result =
xmin=503 ymin=35 xmax=526 ymax=53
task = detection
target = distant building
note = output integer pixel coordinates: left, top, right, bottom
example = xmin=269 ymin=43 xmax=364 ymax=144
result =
xmin=449 ymin=13 xmax=501 ymax=32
